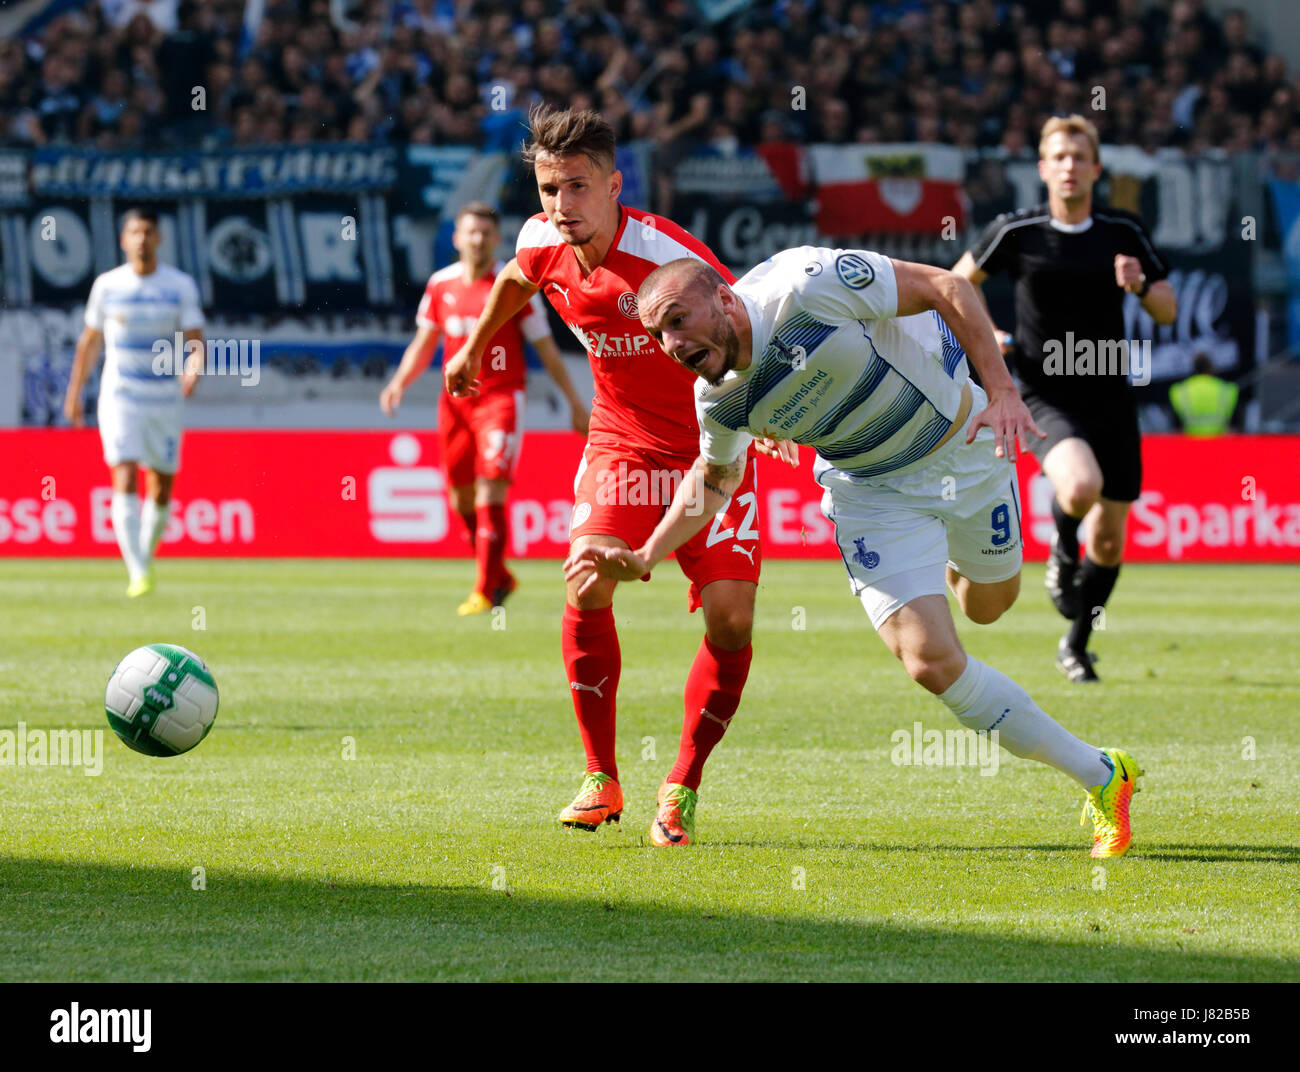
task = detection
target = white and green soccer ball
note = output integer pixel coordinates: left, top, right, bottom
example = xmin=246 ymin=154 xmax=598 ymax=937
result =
xmin=105 ymin=643 xmax=219 ymax=756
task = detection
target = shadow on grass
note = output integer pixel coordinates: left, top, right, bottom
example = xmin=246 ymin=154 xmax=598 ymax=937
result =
xmin=0 ymin=856 xmax=1294 ymax=983
xmin=704 ymin=841 xmax=1300 ymax=864
xmin=1132 ymin=844 xmax=1300 ymax=864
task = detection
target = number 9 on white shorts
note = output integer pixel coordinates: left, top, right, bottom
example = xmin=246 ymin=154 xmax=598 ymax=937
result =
xmin=819 ymin=429 xmax=1024 ymax=630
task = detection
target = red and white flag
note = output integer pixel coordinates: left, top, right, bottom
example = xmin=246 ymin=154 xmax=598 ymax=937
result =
xmin=810 ymin=144 xmax=967 ymax=236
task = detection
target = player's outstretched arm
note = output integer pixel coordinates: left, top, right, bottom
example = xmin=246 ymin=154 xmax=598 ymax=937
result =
xmin=180 ymin=328 xmax=204 ymax=398
xmin=533 ymin=336 xmax=590 ymax=435
xmin=893 ymin=259 xmax=1043 ymax=460
xmin=63 ymin=326 xmax=103 ymax=427
xmin=563 ymin=452 xmax=745 ymax=595
xmin=445 ymin=258 xmax=538 ymax=398
xmin=381 ymin=324 xmax=440 ymax=416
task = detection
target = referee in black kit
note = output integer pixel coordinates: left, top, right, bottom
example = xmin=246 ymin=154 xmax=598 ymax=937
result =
xmin=954 ymin=115 xmax=1177 ymax=682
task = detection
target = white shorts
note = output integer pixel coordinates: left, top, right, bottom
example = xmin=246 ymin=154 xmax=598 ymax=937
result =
xmin=98 ymin=399 xmax=184 ymax=474
xmin=817 ymin=389 xmax=1023 ymax=630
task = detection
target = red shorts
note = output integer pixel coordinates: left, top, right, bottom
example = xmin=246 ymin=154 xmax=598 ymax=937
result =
xmin=438 ymin=388 xmax=524 ymax=487
xmin=570 ymin=443 xmax=762 ymax=612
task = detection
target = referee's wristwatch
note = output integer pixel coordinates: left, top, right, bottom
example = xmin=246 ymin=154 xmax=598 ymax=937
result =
xmin=1134 ymin=273 xmax=1150 ymax=298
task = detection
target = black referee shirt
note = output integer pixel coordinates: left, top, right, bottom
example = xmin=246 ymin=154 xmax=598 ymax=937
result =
xmin=969 ymin=203 xmax=1169 ymax=403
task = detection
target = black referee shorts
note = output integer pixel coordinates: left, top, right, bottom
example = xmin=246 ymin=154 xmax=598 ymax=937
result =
xmin=1021 ymin=390 xmax=1142 ymax=503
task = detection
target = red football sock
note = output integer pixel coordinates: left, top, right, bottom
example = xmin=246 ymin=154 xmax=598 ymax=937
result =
xmin=457 ymin=511 xmax=477 ymax=549
xmin=669 ymin=637 xmax=753 ymax=791
xmin=475 ymin=502 xmax=509 ymax=595
xmin=561 ymin=604 xmax=621 ymax=780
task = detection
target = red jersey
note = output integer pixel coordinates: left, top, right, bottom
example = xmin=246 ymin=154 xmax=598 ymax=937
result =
xmin=417 ymin=260 xmax=552 ymax=394
xmin=515 ymin=206 xmax=735 ymax=458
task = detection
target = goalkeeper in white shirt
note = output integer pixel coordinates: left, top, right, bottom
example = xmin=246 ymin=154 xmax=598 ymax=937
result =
xmin=63 ymin=207 xmax=205 ymax=597
xmin=565 ymin=248 xmax=1144 ymax=858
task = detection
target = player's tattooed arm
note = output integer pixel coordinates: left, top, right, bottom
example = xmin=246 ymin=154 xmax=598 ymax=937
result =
xmin=641 ymin=454 xmax=744 ymax=567
xmin=563 ymin=453 xmax=745 ymax=592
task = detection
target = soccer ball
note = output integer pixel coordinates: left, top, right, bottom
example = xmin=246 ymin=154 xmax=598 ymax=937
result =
xmin=104 ymin=643 xmax=219 ymax=756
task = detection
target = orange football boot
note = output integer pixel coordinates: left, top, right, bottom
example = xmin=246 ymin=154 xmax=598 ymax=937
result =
xmin=649 ymin=781 xmax=697 ymax=847
xmin=1081 ymin=748 xmax=1144 ymax=858
xmin=558 ymin=772 xmax=623 ymax=832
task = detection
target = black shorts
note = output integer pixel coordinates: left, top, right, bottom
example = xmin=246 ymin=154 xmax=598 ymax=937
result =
xmin=1022 ymin=390 xmax=1142 ymax=502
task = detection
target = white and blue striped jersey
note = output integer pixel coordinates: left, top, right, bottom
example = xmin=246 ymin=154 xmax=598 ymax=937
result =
xmin=697 ymin=247 xmax=969 ymax=480
xmin=84 ymin=262 xmax=204 ymax=406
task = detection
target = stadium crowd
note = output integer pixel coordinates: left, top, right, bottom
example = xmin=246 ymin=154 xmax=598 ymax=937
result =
xmin=0 ymin=0 xmax=1292 ymax=156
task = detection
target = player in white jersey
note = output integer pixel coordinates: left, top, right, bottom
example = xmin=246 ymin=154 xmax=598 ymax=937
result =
xmin=565 ymin=248 xmax=1146 ymax=859
xmin=63 ymin=208 xmax=205 ymax=597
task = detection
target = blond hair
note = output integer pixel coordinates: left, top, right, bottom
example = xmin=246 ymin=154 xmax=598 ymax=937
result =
xmin=1039 ymin=115 xmax=1101 ymax=164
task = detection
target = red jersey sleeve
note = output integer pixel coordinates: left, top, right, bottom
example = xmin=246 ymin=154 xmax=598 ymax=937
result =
xmin=623 ymin=209 xmax=738 ymax=285
xmin=514 ymin=213 xmax=563 ymax=287
xmin=415 ymin=276 xmax=443 ymax=330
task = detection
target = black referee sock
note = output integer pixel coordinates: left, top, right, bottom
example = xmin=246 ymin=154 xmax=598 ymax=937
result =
xmin=1052 ymin=499 xmax=1081 ymax=561
xmin=1068 ymin=558 xmax=1120 ymax=651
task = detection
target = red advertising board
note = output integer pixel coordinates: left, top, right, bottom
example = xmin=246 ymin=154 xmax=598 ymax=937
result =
xmin=2 ymin=430 xmax=1297 ymax=561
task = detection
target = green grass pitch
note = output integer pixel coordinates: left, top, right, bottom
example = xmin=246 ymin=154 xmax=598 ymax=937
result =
xmin=1 ymin=557 xmax=1297 ymax=982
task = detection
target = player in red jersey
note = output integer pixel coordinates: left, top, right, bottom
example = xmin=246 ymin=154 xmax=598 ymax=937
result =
xmin=445 ymin=108 xmax=778 ymax=846
xmin=382 ymin=202 xmax=589 ymax=615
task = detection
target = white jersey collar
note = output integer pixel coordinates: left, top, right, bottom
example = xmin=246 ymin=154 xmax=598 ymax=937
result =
xmin=1049 ymin=216 xmax=1094 ymax=234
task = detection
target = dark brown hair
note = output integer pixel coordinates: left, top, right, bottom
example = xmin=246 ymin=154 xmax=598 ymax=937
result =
xmin=121 ymin=206 xmax=159 ymax=229
xmin=454 ymin=201 xmax=500 ymax=227
xmin=522 ymin=106 xmax=617 ymax=172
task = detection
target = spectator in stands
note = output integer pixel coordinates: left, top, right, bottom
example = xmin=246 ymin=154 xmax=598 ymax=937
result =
xmin=0 ymin=0 xmax=1288 ymax=169
xmin=1170 ymin=353 xmax=1239 ymax=437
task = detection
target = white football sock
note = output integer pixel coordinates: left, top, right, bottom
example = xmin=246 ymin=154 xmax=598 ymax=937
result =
xmin=938 ymin=655 xmax=1111 ymax=788
xmin=110 ymin=492 xmax=146 ymax=581
xmin=138 ymin=498 xmax=171 ymax=569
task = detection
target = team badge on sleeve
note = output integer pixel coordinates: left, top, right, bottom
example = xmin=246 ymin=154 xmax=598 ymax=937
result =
xmin=835 ymin=252 xmax=875 ymax=290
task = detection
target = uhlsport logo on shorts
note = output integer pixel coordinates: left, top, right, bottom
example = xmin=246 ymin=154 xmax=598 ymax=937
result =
xmin=835 ymin=252 xmax=875 ymax=290
xmin=571 ymin=502 xmax=592 ymax=530
xmin=852 ymin=537 xmax=880 ymax=569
